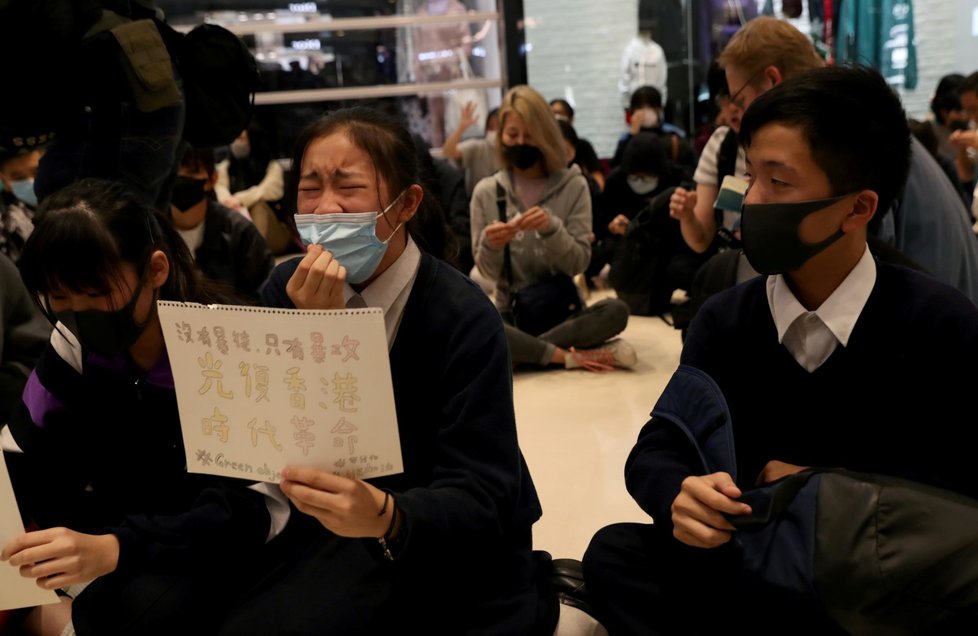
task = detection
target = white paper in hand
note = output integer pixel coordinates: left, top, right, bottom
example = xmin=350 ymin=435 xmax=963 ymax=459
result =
xmin=158 ymin=302 xmax=403 ymax=484
xmin=0 ymin=452 xmax=60 ymax=611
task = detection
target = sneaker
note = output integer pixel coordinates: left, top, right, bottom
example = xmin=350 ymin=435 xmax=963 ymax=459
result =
xmin=573 ymin=273 xmax=591 ymax=301
xmin=565 ymin=338 xmax=638 ymax=372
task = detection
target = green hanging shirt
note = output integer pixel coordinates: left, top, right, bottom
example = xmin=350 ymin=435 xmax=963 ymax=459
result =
xmin=836 ymin=0 xmax=917 ymax=90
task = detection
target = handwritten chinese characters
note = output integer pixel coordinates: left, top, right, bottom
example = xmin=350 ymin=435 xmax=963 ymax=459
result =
xmin=159 ymin=303 xmax=402 ymax=484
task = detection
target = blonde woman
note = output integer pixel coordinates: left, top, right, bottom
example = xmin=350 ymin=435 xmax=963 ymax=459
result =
xmin=471 ymin=85 xmax=636 ymax=372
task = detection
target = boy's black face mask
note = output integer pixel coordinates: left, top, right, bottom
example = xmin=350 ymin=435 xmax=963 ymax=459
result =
xmin=740 ymin=194 xmax=850 ymax=275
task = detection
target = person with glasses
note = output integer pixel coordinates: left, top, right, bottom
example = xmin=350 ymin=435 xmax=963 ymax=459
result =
xmin=669 ymin=16 xmax=978 ymax=306
xmin=668 ymin=19 xmax=823 ymax=257
xmin=584 ymin=63 xmax=978 ymax=636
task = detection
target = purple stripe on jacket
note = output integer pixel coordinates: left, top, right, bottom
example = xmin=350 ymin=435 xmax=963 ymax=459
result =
xmin=23 ymin=372 xmax=65 ymax=429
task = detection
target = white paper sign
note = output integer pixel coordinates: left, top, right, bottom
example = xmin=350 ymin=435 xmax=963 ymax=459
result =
xmin=158 ymin=302 xmax=403 ymax=484
xmin=0 ymin=452 xmax=60 ymax=611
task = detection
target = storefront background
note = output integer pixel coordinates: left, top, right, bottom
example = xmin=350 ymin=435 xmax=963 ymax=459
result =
xmin=516 ymin=0 xmax=975 ymax=161
xmin=156 ymin=0 xmax=978 ymax=160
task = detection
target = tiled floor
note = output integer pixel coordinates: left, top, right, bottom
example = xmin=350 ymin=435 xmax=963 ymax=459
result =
xmin=513 ymin=300 xmax=685 ymax=561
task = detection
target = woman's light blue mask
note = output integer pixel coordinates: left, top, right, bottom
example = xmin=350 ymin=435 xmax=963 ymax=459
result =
xmin=10 ymin=178 xmax=37 ymax=207
xmin=294 ymin=194 xmax=405 ymax=284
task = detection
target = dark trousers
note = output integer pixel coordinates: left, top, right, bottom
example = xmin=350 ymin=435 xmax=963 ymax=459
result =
xmin=219 ymin=520 xmax=555 ymax=636
xmin=582 ymin=522 xmax=846 ymax=636
xmin=72 ymin=565 xmax=263 ymax=636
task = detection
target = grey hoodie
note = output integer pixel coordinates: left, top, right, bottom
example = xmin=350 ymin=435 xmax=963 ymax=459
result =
xmin=471 ymin=166 xmax=592 ymax=307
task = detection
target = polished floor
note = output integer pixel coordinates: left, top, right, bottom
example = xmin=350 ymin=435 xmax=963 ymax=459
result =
xmin=513 ymin=296 xmax=684 ymax=561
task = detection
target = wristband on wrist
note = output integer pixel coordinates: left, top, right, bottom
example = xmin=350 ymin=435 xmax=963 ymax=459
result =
xmin=378 ymin=489 xmax=399 ymax=561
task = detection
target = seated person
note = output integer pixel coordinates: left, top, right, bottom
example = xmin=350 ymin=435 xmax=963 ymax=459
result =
xmin=610 ymin=85 xmax=695 ymax=178
xmin=550 ymin=98 xmax=606 ymax=190
xmin=0 ymin=148 xmax=42 ymax=263
xmin=442 ymin=102 xmax=501 ymax=196
xmin=587 ymin=132 xmax=679 ymax=287
xmin=215 ymin=122 xmax=300 ymax=256
xmin=228 ymin=105 xmax=561 ymax=635
xmin=672 ymin=17 xmax=978 ymax=305
xmin=170 ymin=145 xmax=275 ymax=302
xmin=583 ymin=65 xmax=978 ymax=636
xmin=471 ymin=85 xmax=636 ymax=372
xmin=1 ymin=179 xmax=286 ymax=636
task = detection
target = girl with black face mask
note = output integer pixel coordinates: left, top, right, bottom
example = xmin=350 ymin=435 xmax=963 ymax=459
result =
xmin=2 ymin=179 xmax=287 ymax=636
xmin=470 ymin=85 xmax=638 ymax=372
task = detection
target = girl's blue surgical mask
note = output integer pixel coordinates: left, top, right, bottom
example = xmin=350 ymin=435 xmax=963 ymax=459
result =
xmin=294 ymin=192 xmax=406 ymax=284
xmin=11 ymin=178 xmax=37 ymax=207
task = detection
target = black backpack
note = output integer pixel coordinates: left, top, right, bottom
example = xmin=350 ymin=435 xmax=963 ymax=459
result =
xmin=608 ymin=187 xmax=709 ymax=317
xmin=159 ymin=22 xmax=261 ymax=147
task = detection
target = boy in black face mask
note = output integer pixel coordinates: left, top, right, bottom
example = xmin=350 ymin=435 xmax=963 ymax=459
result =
xmin=582 ymin=66 xmax=978 ymax=635
xmin=170 ymin=145 xmax=274 ymax=302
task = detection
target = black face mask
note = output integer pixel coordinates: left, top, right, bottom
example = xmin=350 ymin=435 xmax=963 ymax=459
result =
xmin=53 ymin=279 xmax=155 ymax=357
xmin=503 ymin=143 xmax=543 ymax=170
xmin=740 ymin=194 xmax=850 ymax=275
xmin=170 ymin=176 xmax=208 ymax=212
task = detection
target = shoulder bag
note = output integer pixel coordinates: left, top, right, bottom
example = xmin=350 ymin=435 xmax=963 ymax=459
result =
xmin=495 ymin=182 xmax=581 ymax=336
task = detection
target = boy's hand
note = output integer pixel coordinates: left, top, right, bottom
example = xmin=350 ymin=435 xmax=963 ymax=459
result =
xmin=671 ymin=472 xmax=751 ymax=549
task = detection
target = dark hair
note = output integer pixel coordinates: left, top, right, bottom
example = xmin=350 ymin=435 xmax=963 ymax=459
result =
xmin=556 ymin=118 xmax=579 ymax=147
xmin=550 ymin=98 xmax=575 ymax=121
xmin=960 ymin=71 xmax=978 ymax=102
xmin=178 ymin=144 xmax=217 ymax=176
xmin=18 ymin=178 xmax=217 ymax=306
xmin=629 ymin=85 xmax=663 ymax=112
xmin=621 ymin=132 xmax=670 ymax=177
xmin=486 ymin=107 xmax=500 ymax=131
xmin=931 ymin=73 xmax=965 ymax=124
xmin=739 ymin=65 xmax=911 ymax=221
xmin=287 ymin=106 xmax=452 ymax=261
xmin=410 ymin=132 xmax=461 ymax=268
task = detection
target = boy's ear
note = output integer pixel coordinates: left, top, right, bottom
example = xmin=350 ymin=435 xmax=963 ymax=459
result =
xmin=844 ymin=190 xmax=879 ymax=231
xmin=765 ymin=65 xmax=784 ymax=88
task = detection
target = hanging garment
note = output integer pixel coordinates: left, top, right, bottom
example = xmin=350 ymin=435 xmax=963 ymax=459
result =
xmin=618 ymin=34 xmax=668 ymax=108
xmin=835 ymin=0 xmax=917 ymax=90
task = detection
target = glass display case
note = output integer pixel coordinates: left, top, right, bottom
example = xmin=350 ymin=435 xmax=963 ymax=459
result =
xmin=156 ymin=0 xmax=520 ymax=156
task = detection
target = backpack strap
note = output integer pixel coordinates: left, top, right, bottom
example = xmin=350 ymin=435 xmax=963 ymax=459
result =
xmin=496 ymin=181 xmax=513 ymax=289
xmin=716 ymin=127 xmax=740 ymax=183
xmin=670 ymin=134 xmax=680 ymax=163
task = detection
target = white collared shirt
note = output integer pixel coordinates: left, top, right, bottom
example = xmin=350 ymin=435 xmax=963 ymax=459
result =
xmin=176 ymin=222 xmax=205 ymax=256
xmin=342 ymin=237 xmax=421 ymax=349
xmin=766 ymin=245 xmax=876 ymax=372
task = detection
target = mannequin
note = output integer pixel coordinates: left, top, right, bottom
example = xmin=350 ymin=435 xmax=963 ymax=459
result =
xmin=618 ymin=30 xmax=667 ymax=110
xmin=411 ymin=0 xmax=473 ymax=147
